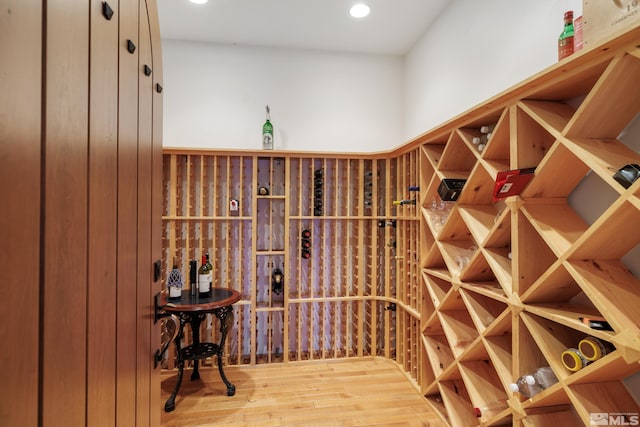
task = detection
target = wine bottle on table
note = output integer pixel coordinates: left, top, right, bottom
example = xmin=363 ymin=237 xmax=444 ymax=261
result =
xmin=198 ymin=254 xmax=211 ymax=298
xmin=205 ymin=252 xmax=213 ymax=293
xmin=167 ymin=257 xmax=183 ymax=300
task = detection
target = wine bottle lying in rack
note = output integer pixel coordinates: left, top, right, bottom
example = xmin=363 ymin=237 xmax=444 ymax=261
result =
xmin=392 ymin=199 xmax=416 ymax=205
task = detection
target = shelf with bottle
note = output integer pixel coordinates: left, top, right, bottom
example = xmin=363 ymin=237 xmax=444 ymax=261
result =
xmin=257 ymin=157 xmax=285 ymax=196
xmin=459 ymin=357 xmax=511 ymax=425
xmin=520 ymin=263 xmax=618 ymax=340
xmin=519 ymin=312 xmax=618 ymax=384
xmin=565 ymin=259 xmax=640 ymax=339
xmin=458 ymin=112 xmax=506 ymax=161
xmin=256 ymin=256 xmax=285 ymax=310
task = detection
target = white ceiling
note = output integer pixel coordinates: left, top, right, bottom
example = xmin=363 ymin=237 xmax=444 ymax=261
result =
xmin=157 ymin=0 xmax=452 ymax=56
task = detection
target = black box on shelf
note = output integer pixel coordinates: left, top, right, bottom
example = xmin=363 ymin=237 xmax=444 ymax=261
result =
xmin=613 ymin=164 xmax=640 ymax=189
xmin=438 ymin=178 xmax=466 ymax=201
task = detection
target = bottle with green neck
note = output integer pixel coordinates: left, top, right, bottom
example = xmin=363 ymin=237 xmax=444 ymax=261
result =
xmin=262 ymin=105 xmax=274 ymax=150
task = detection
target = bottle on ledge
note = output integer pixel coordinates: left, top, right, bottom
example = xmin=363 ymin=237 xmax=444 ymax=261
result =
xmin=262 ymin=105 xmax=274 ymax=150
xmin=205 ymin=252 xmax=213 ymax=290
xmin=558 ymin=10 xmax=575 ymax=60
xmin=392 ymin=199 xmax=417 ymax=206
xmin=408 ymin=186 xmax=420 ymax=192
xmin=198 ymin=254 xmax=211 ymax=298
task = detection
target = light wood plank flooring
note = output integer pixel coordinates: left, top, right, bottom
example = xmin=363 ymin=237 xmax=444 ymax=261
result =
xmin=161 ymin=357 xmax=447 ymax=426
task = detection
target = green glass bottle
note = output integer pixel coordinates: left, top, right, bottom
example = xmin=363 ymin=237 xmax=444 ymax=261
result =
xmin=262 ymin=105 xmax=274 ymax=150
xmin=558 ymin=10 xmax=574 ymax=61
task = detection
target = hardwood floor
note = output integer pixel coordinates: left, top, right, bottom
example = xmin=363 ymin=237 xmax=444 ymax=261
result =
xmin=161 ymin=357 xmax=447 ymax=426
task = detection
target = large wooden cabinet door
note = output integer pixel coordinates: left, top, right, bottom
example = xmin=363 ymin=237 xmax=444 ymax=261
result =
xmin=1 ymin=0 xmax=163 ymax=425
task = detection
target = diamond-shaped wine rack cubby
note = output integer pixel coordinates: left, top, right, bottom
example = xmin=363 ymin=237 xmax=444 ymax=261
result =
xmin=417 ymin=28 xmax=640 ymax=426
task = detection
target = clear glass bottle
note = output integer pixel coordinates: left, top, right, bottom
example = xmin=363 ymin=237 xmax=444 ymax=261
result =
xmin=262 ymin=105 xmax=274 ymax=150
xmin=558 ymin=10 xmax=575 ymax=60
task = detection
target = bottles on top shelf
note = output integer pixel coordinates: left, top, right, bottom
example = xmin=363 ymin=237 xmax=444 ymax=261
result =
xmin=472 ymin=123 xmax=495 ymax=152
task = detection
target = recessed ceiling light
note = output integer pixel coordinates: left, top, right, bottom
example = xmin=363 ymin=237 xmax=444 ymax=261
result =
xmin=350 ymin=3 xmax=370 ymax=18
xmin=189 ymin=0 xmax=208 ymax=4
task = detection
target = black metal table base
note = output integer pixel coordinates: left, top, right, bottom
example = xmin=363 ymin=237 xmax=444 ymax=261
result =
xmin=164 ymin=305 xmax=235 ymax=412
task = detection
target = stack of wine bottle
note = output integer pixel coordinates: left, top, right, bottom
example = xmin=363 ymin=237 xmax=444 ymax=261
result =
xmin=313 ymin=169 xmax=323 ymax=216
xmin=471 ymin=124 xmax=495 ymax=153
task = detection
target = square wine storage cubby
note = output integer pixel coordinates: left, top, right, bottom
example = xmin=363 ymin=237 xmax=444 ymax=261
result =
xmin=161 ymin=26 xmax=640 ymax=427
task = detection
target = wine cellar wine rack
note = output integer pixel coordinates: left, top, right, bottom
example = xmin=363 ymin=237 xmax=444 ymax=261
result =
xmin=161 ymin=27 xmax=640 ymax=427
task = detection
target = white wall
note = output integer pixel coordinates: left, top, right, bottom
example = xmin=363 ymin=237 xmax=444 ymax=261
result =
xmin=162 ymin=40 xmax=404 ymax=152
xmin=404 ymin=0 xmax=583 ymax=142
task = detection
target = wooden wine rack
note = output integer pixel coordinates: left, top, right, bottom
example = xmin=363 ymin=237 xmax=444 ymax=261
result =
xmin=161 ymin=152 xmax=422 ymax=371
xmin=161 ymin=26 xmax=640 ymax=427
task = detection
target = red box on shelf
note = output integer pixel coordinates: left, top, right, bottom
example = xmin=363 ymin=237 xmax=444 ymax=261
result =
xmin=493 ymin=167 xmax=536 ymax=202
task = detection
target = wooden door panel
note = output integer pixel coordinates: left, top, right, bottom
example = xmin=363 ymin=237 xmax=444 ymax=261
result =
xmin=0 ymin=1 xmax=42 ymax=425
xmin=42 ymin=0 xmax=89 ymax=425
xmin=87 ymin=0 xmax=119 ymax=423
xmin=116 ymin=0 xmax=140 ymax=424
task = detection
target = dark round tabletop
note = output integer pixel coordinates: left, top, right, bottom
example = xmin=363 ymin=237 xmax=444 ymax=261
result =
xmin=159 ymin=288 xmax=241 ymax=312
